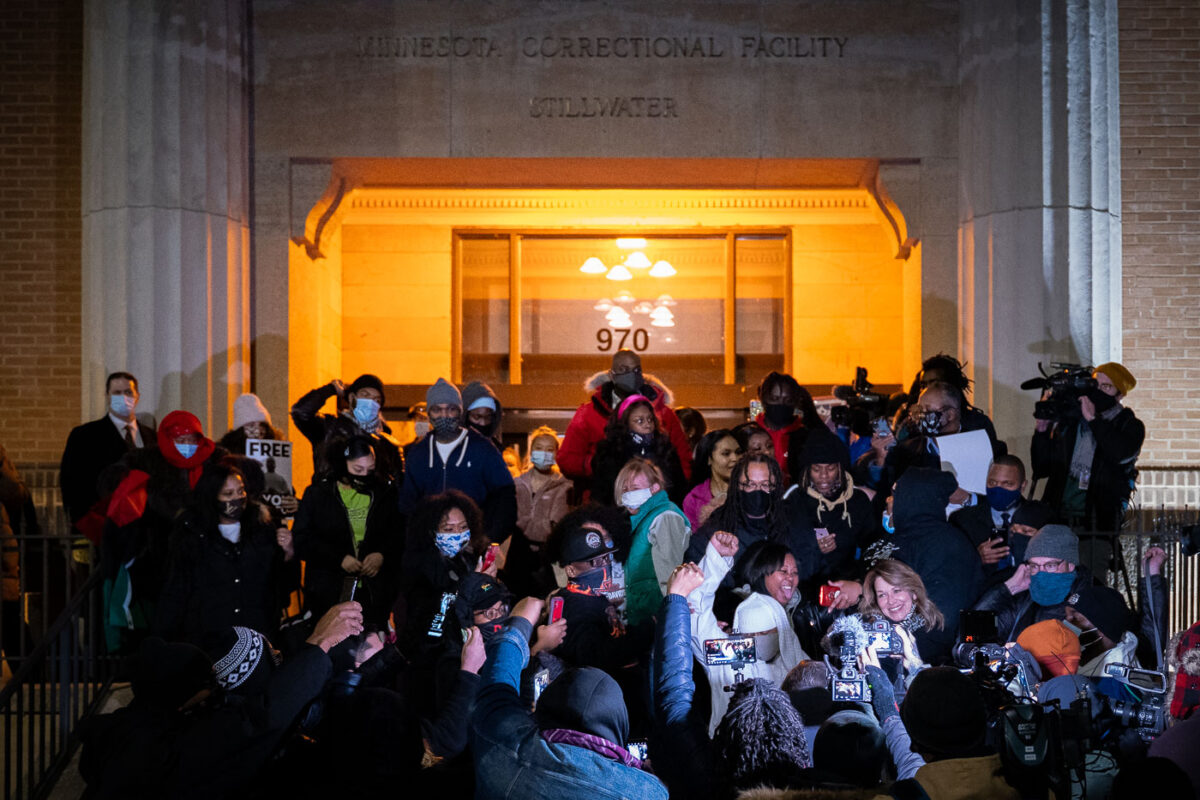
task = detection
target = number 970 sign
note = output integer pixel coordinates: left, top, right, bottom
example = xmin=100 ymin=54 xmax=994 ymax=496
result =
xmin=597 ymin=328 xmax=650 ymax=352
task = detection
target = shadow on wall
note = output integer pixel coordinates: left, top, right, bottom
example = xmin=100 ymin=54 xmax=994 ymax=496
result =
xmin=150 ymin=346 xmax=250 ymax=443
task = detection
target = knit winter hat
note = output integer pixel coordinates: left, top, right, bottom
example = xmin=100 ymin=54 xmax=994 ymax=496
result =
xmin=797 ymin=425 xmax=851 ymax=472
xmin=734 ymin=592 xmax=780 ymax=634
xmin=232 ymin=393 xmax=271 ymax=430
xmin=1070 ymin=584 xmax=1131 ymax=643
xmin=1025 ymin=524 xmax=1080 ymax=565
xmin=209 ymin=626 xmax=275 ymax=693
xmin=901 ymin=667 xmax=988 ymax=756
xmin=812 ymin=710 xmax=887 ymax=788
xmin=348 ymin=373 xmax=385 ymax=401
xmin=1094 ymin=362 xmax=1136 ymax=396
xmin=713 ymin=678 xmax=812 ymax=790
xmin=425 ymin=377 xmax=462 ymax=409
xmin=1016 ymin=619 xmax=1081 ymax=678
xmin=1170 ymin=621 xmax=1200 ymax=719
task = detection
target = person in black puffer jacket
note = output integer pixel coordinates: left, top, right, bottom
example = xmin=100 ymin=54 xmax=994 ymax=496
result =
xmin=154 ymin=459 xmax=298 ymax=646
xmin=590 ymin=394 xmax=687 ymax=506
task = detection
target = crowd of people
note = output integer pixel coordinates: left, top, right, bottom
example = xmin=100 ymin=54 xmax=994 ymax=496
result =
xmin=38 ymin=354 xmax=1199 ymax=798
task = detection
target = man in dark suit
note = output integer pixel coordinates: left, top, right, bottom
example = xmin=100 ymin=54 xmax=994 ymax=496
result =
xmin=950 ymin=455 xmax=1032 ymax=573
xmin=59 ymin=371 xmax=158 ymax=532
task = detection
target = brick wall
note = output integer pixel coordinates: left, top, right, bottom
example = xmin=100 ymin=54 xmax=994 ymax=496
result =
xmin=0 ymin=0 xmax=82 ymax=468
xmin=1120 ymin=0 xmax=1200 ymax=466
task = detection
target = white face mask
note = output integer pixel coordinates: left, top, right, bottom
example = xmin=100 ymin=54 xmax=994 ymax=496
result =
xmin=621 ymin=487 xmax=654 ymax=511
xmin=752 ymin=629 xmax=780 ymax=663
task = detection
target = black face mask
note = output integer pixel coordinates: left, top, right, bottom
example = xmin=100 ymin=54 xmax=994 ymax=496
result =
xmin=763 ymin=403 xmax=795 ymax=428
xmin=346 ymin=473 xmax=376 ymax=493
xmin=468 ymin=419 xmax=495 ymax=438
xmin=432 ymin=416 xmax=461 ymax=438
xmin=478 ymin=619 xmax=508 ymax=645
xmin=612 ymin=370 xmax=642 ymax=395
xmin=742 ymin=489 xmax=771 ymax=517
xmin=219 ymin=497 xmax=247 ymax=520
xmin=1087 ymin=387 xmax=1118 ymax=413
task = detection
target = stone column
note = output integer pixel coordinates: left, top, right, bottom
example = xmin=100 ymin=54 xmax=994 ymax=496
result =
xmin=958 ymin=0 xmax=1121 ymax=456
xmin=81 ymin=0 xmax=251 ymax=434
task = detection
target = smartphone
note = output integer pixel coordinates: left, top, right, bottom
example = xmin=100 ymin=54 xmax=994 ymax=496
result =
xmin=815 ymin=527 xmax=831 ymax=541
xmin=549 ymin=596 xmax=565 ymax=624
xmin=818 ymin=583 xmax=840 ymax=607
xmin=626 ymin=740 xmax=649 ymax=761
xmin=482 ymin=542 xmax=500 ymax=571
xmin=703 ymin=636 xmax=756 ymax=667
xmin=339 ymin=575 xmax=359 ymax=603
xmin=873 ymin=416 xmax=892 ymax=438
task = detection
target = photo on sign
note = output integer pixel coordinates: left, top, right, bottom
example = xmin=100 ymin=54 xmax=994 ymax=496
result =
xmin=245 ymin=438 xmax=294 ymax=511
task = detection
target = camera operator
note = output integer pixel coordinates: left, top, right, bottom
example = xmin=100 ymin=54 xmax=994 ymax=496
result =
xmin=1031 ymin=362 xmax=1145 ymax=575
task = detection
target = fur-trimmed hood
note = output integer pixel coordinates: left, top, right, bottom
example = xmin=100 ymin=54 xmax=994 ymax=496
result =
xmin=583 ymin=370 xmax=675 ymax=406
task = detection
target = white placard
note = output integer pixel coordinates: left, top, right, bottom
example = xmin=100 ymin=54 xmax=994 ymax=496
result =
xmin=245 ymin=438 xmax=293 ymax=510
xmin=934 ymin=429 xmax=992 ymax=495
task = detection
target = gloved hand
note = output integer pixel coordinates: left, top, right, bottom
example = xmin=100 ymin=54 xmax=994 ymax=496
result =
xmin=865 ymin=664 xmax=899 ymax=723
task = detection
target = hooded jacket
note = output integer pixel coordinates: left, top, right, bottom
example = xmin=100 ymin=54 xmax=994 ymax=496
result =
xmin=462 ymin=380 xmax=505 ymax=449
xmin=889 ymin=468 xmax=983 ymax=663
xmin=558 ymin=371 xmax=692 ymax=485
xmin=290 ymin=381 xmax=404 ymax=484
xmin=472 ymin=617 xmax=668 ymax=800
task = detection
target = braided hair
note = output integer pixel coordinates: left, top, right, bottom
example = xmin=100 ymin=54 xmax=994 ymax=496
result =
xmin=705 ymin=454 xmax=788 ymax=540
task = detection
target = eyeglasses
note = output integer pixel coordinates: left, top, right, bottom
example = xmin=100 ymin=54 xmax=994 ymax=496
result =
xmin=739 ymin=480 xmax=775 ymax=492
xmin=1026 ymin=558 xmax=1068 ymax=574
xmin=473 ymin=604 xmax=510 ymax=623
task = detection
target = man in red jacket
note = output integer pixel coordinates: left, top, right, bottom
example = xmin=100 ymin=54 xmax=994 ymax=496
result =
xmin=558 ymin=350 xmax=692 ymax=487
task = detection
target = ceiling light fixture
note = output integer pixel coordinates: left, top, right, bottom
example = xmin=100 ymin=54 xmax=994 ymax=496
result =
xmin=580 ymin=257 xmax=607 ymax=274
xmin=606 ymin=264 xmax=633 ymax=281
xmin=593 ymin=298 xmax=614 ymax=311
xmin=624 ymin=251 xmax=652 ymax=269
xmin=616 ymin=238 xmax=647 ymax=250
xmin=648 ymin=260 xmax=676 ymax=278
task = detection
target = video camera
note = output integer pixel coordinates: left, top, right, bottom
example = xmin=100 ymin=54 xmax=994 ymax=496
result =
xmin=831 ymin=366 xmax=889 ymax=433
xmin=1020 ymin=362 xmax=1099 ymax=423
xmin=1097 ymin=662 xmax=1168 ymax=744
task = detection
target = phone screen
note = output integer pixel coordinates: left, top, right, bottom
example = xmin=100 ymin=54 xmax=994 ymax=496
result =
xmin=549 ymin=596 xmax=564 ymax=624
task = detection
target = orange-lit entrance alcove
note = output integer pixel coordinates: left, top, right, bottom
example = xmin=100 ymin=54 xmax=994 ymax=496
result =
xmin=288 ymin=158 xmax=920 ymax=472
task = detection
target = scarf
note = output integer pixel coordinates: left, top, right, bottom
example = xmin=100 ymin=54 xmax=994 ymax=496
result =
xmin=1069 ymin=403 xmax=1122 ymax=482
xmin=541 ymin=728 xmax=644 ymax=770
xmin=159 ymin=410 xmax=216 ymax=488
xmin=806 ymin=473 xmax=856 ymax=525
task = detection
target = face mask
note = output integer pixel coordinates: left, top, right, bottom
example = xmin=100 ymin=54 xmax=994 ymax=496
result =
xmin=621 ymin=487 xmax=654 ymax=510
xmin=1087 ymin=388 xmax=1118 ymax=413
xmin=432 ymin=415 xmax=460 ymax=438
xmin=414 ymin=420 xmax=431 ymax=439
xmin=219 ymin=497 xmax=247 ymax=520
xmin=751 ymin=629 xmax=780 ymax=663
xmin=175 ymin=442 xmax=199 ymax=459
xmin=468 ymin=419 xmax=494 ymax=437
xmin=881 ymin=511 xmax=895 ymax=534
xmin=434 ymin=530 xmax=471 ymax=558
xmin=611 ymin=370 xmax=642 ymax=395
xmin=573 ymin=565 xmax=609 ymax=592
xmin=986 ymin=486 xmax=1022 ymax=511
xmin=353 ymin=397 xmax=381 ymax=428
xmin=631 ymin=431 xmax=655 ymax=447
xmin=530 ymin=450 xmax=555 ymax=469
xmin=763 ymin=403 xmax=795 ymax=427
xmin=742 ymin=489 xmax=771 ymax=517
xmin=1060 ymin=619 xmax=1082 ymax=637
xmin=916 ymin=410 xmax=943 ymax=436
xmin=478 ymin=619 xmax=507 ymax=645
xmin=110 ymin=394 xmax=136 ymax=417
xmin=1029 ymin=571 xmax=1075 ymax=606
xmin=347 ymin=473 xmax=375 ymax=493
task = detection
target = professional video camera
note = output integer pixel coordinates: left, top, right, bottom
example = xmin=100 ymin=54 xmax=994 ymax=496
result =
xmin=831 ymin=366 xmax=890 ymax=433
xmin=1020 ymin=362 xmax=1099 ymax=423
xmin=1095 ymin=662 xmax=1168 ymax=744
xmin=824 ymin=616 xmax=880 ymax=702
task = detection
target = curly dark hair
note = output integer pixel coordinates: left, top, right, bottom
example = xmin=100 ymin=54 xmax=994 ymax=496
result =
xmin=591 ymin=398 xmax=682 ymax=504
xmin=405 ymin=490 xmax=488 ymax=559
xmin=690 ymin=428 xmax=740 ymax=490
xmin=188 ymin=459 xmax=259 ymax=533
xmin=704 ymin=454 xmax=787 ymax=540
xmin=713 ymin=678 xmax=811 ymax=795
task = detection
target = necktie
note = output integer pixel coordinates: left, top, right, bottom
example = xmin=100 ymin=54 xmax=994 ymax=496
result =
xmin=1000 ymin=511 xmax=1011 ymax=530
xmin=124 ymin=424 xmax=136 ymax=450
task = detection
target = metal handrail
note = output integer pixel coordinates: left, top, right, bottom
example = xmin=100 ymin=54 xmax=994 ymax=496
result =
xmin=1 ymin=569 xmax=118 ymax=800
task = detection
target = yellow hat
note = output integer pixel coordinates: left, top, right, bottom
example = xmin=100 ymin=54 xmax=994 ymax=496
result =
xmin=1094 ymin=362 xmax=1136 ymax=395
